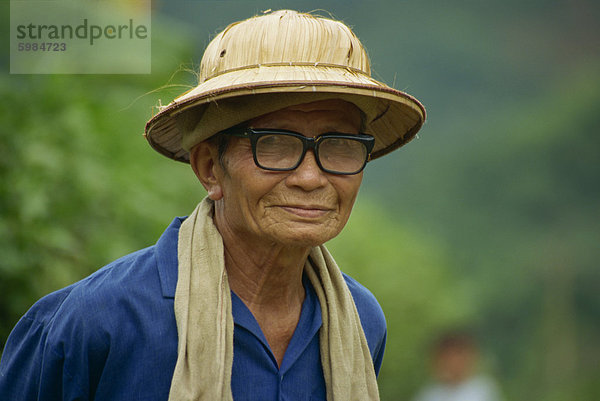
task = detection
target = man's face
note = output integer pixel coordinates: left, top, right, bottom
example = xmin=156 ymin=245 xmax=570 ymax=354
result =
xmin=204 ymin=99 xmax=364 ymax=248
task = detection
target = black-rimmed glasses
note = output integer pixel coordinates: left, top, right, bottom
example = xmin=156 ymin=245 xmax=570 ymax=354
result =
xmin=220 ymin=127 xmax=375 ymax=175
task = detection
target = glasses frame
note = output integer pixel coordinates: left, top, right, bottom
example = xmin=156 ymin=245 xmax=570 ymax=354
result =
xmin=220 ymin=127 xmax=375 ymax=175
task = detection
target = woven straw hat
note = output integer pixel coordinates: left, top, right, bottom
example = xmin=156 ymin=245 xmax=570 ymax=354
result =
xmin=144 ymin=10 xmax=426 ymax=163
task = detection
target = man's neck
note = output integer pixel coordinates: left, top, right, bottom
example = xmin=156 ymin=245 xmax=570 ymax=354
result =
xmin=216 ymin=215 xmax=311 ymax=367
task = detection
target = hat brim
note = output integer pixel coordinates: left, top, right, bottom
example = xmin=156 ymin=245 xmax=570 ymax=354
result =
xmin=144 ymin=64 xmax=426 ymax=163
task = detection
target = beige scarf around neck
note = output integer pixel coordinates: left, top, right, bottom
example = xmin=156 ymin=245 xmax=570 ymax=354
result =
xmin=168 ymin=197 xmax=380 ymax=400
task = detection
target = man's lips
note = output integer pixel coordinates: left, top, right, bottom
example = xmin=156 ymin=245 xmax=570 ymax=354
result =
xmin=279 ymin=205 xmax=332 ymax=218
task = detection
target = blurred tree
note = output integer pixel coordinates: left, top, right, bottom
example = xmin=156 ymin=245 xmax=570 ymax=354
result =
xmin=327 ymin=197 xmax=475 ymax=399
xmin=0 ymin=17 xmax=202 ymax=343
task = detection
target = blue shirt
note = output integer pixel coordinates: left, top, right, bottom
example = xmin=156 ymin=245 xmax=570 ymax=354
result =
xmin=0 ymin=217 xmax=387 ymax=401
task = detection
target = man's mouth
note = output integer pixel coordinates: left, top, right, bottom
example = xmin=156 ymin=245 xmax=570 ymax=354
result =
xmin=280 ymin=205 xmax=332 ymax=218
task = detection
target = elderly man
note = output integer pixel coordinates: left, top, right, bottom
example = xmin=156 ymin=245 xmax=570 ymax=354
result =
xmin=0 ymin=10 xmax=425 ymax=401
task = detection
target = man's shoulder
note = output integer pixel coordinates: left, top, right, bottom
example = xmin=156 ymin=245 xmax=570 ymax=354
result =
xmin=69 ymin=245 xmax=159 ymax=300
xmin=0 ymin=220 xmax=183 ymax=400
xmin=25 ymin=216 xmax=184 ymax=326
xmin=342 ymin=273 xmax=385 ymax=322
xmin=341 ymin=272 xmax=387 ymax=370
xmin=342 ymin=272 xmax=386 ymax=335
xmin=23 ymin=245 xmax=160 ymax=327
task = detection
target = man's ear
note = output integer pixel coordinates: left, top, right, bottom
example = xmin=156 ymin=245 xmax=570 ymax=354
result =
xmin=190 ymin=141 xmax=224 ymax=201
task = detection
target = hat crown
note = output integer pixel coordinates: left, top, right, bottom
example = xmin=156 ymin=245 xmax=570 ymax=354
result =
xmin=199 ymin=10 xmax=371 ymax=83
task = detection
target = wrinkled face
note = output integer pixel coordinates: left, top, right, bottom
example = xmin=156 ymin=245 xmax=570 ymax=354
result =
xmin=205 ymin=99 xmax=364 ymax=248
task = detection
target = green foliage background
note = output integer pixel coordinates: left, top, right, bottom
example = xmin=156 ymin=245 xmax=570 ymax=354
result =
xmin=1 ymin=1 xmax=599 ymax=400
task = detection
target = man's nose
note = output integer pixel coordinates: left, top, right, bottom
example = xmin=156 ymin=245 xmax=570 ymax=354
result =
xmin=285 ymin=150 xmax=328 ymax=190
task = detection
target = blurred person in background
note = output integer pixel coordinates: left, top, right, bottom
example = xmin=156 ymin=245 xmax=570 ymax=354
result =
xmin=412 ymin=330 xmax=503 ymax=401
xmin=0 ymin=9 xmax=425 ymax=401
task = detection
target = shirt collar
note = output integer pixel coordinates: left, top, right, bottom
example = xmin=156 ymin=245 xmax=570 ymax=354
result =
xmin=231 ymin=275 xmax=323 ymax=373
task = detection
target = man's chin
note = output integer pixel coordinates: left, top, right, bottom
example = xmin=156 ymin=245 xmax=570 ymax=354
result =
xmin=272 ymin=224 xmax=341 ymax=249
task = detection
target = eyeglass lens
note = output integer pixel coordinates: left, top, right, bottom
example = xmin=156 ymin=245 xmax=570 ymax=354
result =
xmin=255 ymin=134 xmax=367 ymax=174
